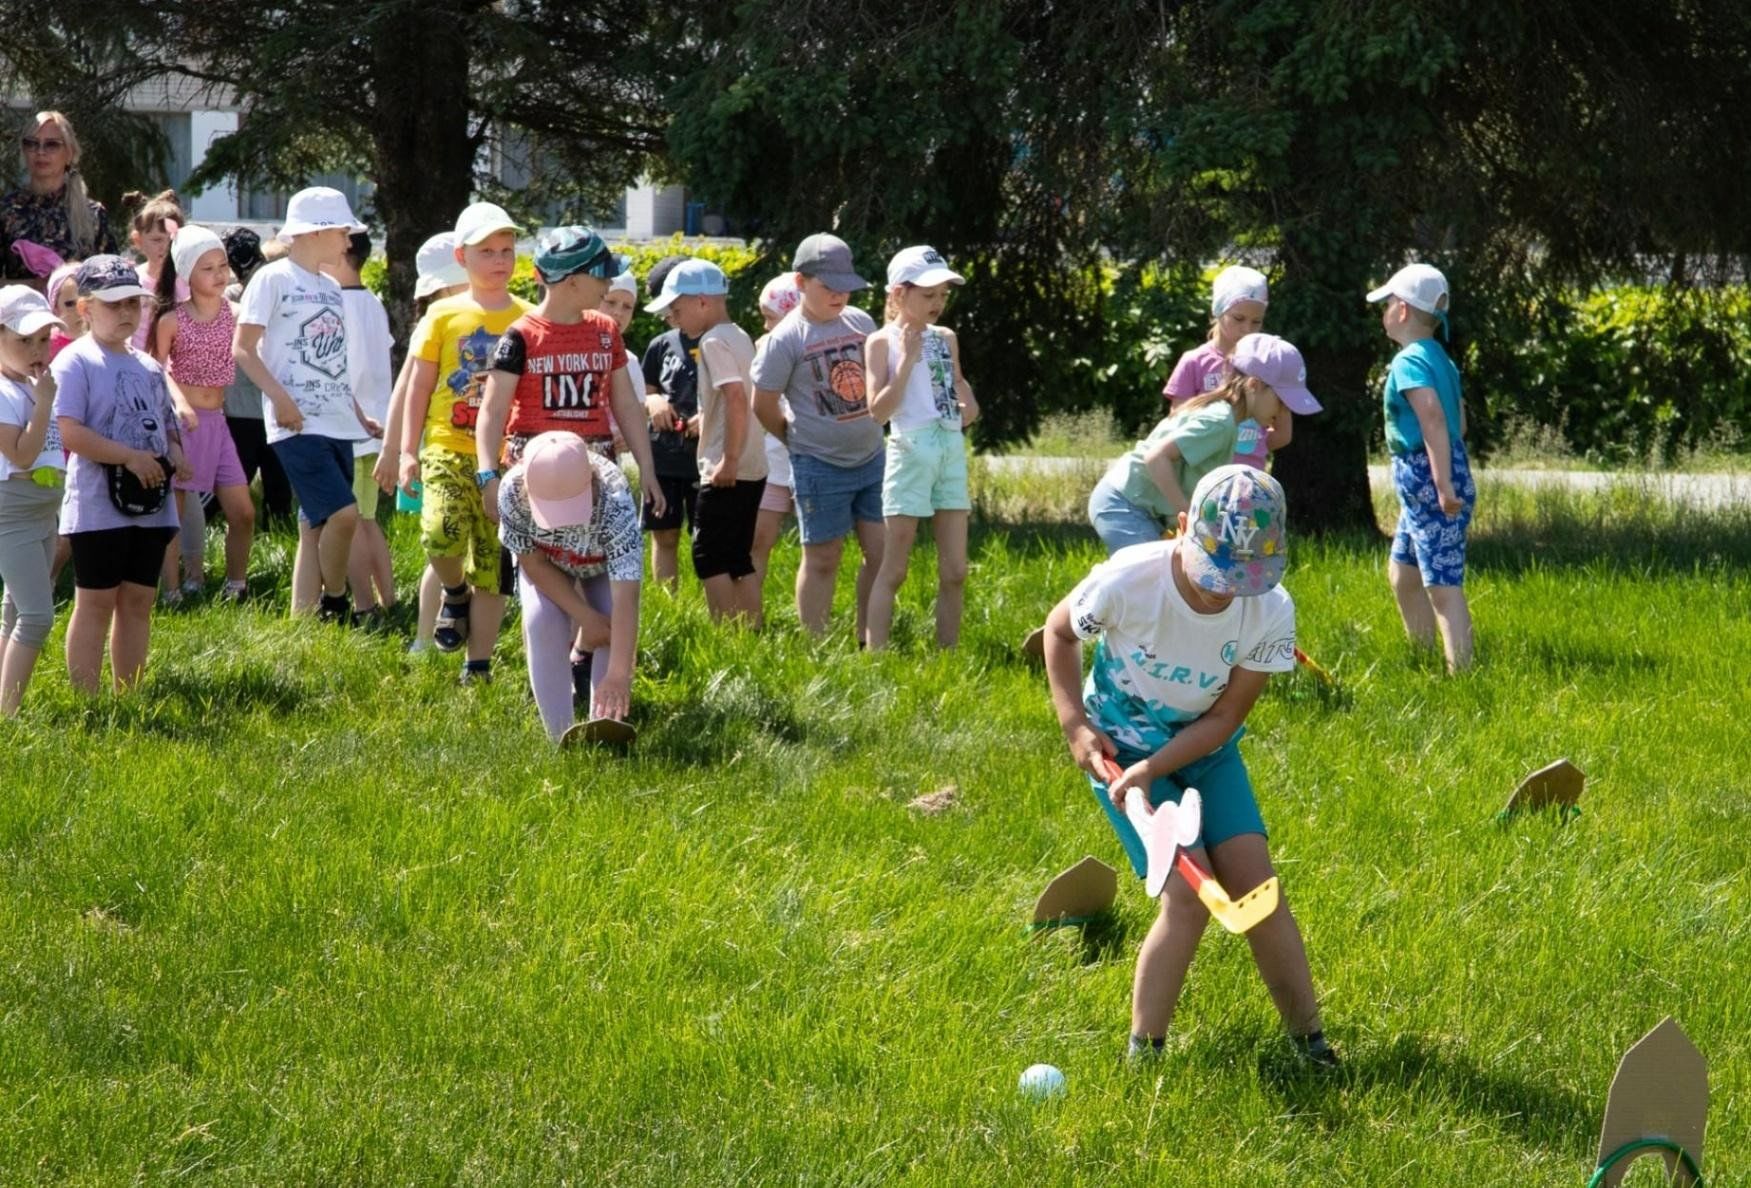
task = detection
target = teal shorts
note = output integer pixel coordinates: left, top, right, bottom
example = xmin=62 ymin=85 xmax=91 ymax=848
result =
xmin=882 ymin=421 xmax=970 ymax=518
xmin=1088 ymin=735 xmax=1267 ymax=880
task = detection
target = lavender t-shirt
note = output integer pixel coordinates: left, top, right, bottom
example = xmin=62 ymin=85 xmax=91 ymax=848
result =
xmin=51 ymin=335 xmax=180 ymax=533
xmin=1163 ymin=342 xmax=1267 ymax=468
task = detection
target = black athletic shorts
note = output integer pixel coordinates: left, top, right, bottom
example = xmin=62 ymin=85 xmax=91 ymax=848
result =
xmin=68 ymin=526 xmax=179 ymax=590
xmin=690 ymin=479 xmax=767 ymax=581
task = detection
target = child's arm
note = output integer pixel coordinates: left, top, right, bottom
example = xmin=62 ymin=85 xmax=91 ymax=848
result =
xmin=373 ymin=351 xmax=418 ymax=494
xmin=592 ymin=578 xmax=640 ymax=722
xmin=475 ymin=367 xmax=516 ymax=520
xmin=1105 ymin=669 xmax=1270 ymax=804
xmin=1406 ymin=387 xmax=1462 ymax=515
xmin=0 ymin=372 xmax=57 ymax=469
xmin=397 ymin=358 xmax=439 ymax=495
xmin=608 ymin=367 xmax=666 ymax=516
xmin=519 ymin=548 xmax=605 ymax=633
xmin=154 ymin=316 xmax=199 ymax=431
xmin=1043 ymin=596 xmax=1116 ymax=776
xmin=753 ymin=387 xmax=787 ymax=441
xmin=866 ymin=328 xmax=920 ymax=425
xmin=232 ymin=323 xmax=303 ymax=434
xmin=944 ymin=328 xmax=979 ymax=427
xmin=708 ymin=379 xmax=750 ymax=488
xmin=58 ymin=417 xmax=167 ymax=484
xmin=1140 ymin=436 xmax=1190 ymax=515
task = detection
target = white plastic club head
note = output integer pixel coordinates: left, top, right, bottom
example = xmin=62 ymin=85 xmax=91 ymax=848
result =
xmin=1175 ymin=787 xmax=1203 ymax=849
xmin=1125 ymin=789 xmax=1182 ymax=899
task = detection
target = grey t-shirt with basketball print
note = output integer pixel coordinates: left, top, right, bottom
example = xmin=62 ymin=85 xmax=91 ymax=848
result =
xmin=749 ymin=306 xmax=880 ymax=469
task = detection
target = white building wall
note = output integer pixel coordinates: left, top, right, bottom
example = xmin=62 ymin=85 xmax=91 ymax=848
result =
xmin=187 ymin=110 xmax=239 ymax=220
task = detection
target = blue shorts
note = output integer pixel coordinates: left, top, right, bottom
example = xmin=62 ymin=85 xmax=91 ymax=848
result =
xmin=1087 ymin=476 xmax=1166 ymax=556
xmin=790 ymin=451 xmax=883 ymax=546
xmin=1088 ymin=736 xmax=1266 ymax=880
xmin=272 ymin=434 xmax=358 ymax=528
xmin=1390 ymin=444 xmax=1476 ymax=587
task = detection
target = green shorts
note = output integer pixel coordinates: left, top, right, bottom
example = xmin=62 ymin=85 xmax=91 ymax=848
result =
xmin=418 ymin=445 xmax=499 ymax=590
xmin=352 ymin=454 xmax=381 ymax=520
xmin=1088 ymin=735 xmax=1267 ymax=881
xmin=881 ymin=421 xmax=970 ymax=518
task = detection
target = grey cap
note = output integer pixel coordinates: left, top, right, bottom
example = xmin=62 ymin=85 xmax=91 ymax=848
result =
xmin=792 ymin=233 xmax=868 ymax=292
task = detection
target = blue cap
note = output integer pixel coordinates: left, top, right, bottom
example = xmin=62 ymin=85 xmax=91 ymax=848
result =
xmin=643 ymin=258 xmax=728 ymax=312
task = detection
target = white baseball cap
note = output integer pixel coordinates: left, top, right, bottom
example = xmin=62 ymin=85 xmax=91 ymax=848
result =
xmin=453 ymin=201 xmax=520 ymax=248
xmin=277 ymin=187 xmax=367 ymax=242
xmin=414 ymin=232 xmax=466 ymax=299
xmin=1211 ymin=265 xmax=1269 ymax=317
xmin=609 ymin=270 xmax=637 ymax=297
xmin=886 ymin=245 xmax=964 ymax=289
xmin=0 ymin=284 xmax=64 ymax=335
xmin=1366 ymin=264 xmax=1449 ymax=315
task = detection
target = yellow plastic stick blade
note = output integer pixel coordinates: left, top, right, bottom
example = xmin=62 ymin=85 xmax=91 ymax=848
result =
xmin=1195 ymin=875 xmax=1280 ymax=934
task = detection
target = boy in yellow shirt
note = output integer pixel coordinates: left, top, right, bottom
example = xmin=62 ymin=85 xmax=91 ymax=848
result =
xmin=397 ymin=202 xmax=532 ymax=682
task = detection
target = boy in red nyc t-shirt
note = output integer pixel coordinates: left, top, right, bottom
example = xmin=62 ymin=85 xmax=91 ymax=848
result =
xmin=477 ymin=226 xmax=664 ymax=524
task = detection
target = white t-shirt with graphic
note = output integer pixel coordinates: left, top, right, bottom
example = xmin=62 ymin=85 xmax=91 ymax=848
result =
xmin=340 ymin=286 xmax=394 ymax=458
xmin=238 ymin=258 xmax=364 ymax=445
xmin=1069 ymin=540 xmax=1296 ymax=755
xmin=0 ymin=375 xmax=64 ymax=479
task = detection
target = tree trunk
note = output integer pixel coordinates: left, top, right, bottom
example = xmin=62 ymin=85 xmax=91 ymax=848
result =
xmin=368 ymin=4 xmax=478 ymax=347
xmin=1269 ymin=341 xmax=1380 ymax=538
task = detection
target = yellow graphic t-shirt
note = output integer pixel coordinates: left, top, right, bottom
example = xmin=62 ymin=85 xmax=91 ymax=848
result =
xmin=411 ymin=292 xmax=533 ymax=455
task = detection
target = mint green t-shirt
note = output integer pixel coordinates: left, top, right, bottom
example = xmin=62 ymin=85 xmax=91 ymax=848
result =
xmin=1110 ymin=401 xmax=1238 ymax=518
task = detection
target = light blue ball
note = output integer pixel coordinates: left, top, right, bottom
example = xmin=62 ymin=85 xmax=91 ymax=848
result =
xmin=1018 ymin=1062 xmax=1066 ymax=1100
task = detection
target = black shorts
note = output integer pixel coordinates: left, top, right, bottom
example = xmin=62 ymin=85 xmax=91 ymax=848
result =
xmin=691 ymin=479 xmax=767 ymax=581
xmin=69 ymin=526 xmax=179 ymax=590
xmin=643 ymin=473 xmax=698 ymax=533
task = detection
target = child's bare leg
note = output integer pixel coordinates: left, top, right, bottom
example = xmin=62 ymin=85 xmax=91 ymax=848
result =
xmin=466 ymin=589 xmax=506 ymax=664
xmin=750 ymin=507 xmax=785 ymax=593
xmin=932 ymin=510 xmax=969 ymax=649
xmin=65 ymin=585 xmax=117 ymax=693
xmin=291 ymin=527 xmax=321 ymax=614
xmin=651 ymin=528 xmax=682 ymax=588
xmin=108 ymin=581 xmax=157 ymax=691
xmin=851 ymin=517 xmax=885 ymax=645
xmin=796 ymin=538 xmax=843 ymax=634
xmin=367 ymin=523 xmax=395 ymax=608
xmin=216 ymin=484 xmax=255 ymax=587
xmin=413 ymin=564 xmax=440 ymax=645
xmin=1131 ymin=868 xmax=1211 ymax=1039
xmin=1389 ymin=558 xmax=1436 ymax=648
xmin=1208 ymin=833 xmax=1321 ymax=1037
xmin=865 ymin=515 xmax=918 ymax=650
xmin=316 ymin=505 xmax=359 ymax=599
xmin=1427 ymin=585 xmax=1473 ymax=673
xmin=159 ymin=494 xmax=185 ymax=593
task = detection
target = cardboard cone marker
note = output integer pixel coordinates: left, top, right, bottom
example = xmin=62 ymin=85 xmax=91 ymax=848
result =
xmin=1031 ymin=856 xmax=1117 ymax=930
xmin=1502 ymin=758 xmax=1585 ymax=821
xmin=1589 ymin=1017 xmax=1706 ymax=1187
xmin=563 ymin=718 xmax=637 ymax=750
xmin=1021 ymin=627 xmax=1046 ymax=667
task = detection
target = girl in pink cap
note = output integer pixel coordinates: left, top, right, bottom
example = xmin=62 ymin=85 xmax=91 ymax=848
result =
xmin=497 ymin=430 xmax=644 ymax=742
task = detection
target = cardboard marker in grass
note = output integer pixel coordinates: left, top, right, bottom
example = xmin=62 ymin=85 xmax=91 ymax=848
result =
xmin=1502 ymin=757 xmax=1584 ymax=822
xmin=563 ymin=718 xmax=637 ymax=750
xmin=1099 ymin=756 xmax=1279 ymax=934
xmin=1590 ymin=1017 xmax=1706 ymax=1188
xmin=1031 ymin=856 xmax=1117 ymax=929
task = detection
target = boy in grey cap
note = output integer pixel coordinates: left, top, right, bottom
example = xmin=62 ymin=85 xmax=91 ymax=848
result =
xmin=751 ymin=233 xmax=885 ymax=637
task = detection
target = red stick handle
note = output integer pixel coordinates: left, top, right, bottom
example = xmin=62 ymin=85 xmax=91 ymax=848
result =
xmin=1096 ymin=755 xmax=1212 ymax=891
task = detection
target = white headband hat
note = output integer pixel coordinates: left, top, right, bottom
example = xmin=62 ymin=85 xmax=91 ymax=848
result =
xmin=170 ymin=224 xmax=226 ymax=285
xmin=1210 ymin=265 xmax=1269 ymax=317
xmin=609 ymin=270 xmax=637 ymax=297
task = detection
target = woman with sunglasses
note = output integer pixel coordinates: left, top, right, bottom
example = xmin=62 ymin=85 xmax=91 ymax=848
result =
xmin=0 ymin=111 xmax=119 ymax=285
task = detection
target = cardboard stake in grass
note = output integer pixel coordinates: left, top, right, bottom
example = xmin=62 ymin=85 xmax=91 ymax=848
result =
xmin=1503 ymin=757 xmax=1585 ymax=820
xmin=1031 ymin=855 xmax=1117 ymax=929
xmin=1021 ymin=627 xmax=1046 ymax=667
xmin=1098 ymin=757 xmax=1279 ymax=935
xmin=1590 ymin=1017 xmax=1707 ymax=1188
xmin=562 ymin=718 xmax=637 ymax=750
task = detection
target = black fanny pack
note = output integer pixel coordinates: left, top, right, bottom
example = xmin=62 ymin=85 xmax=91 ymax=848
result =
xmin=106 ymin=456 xmax=173 ymax=517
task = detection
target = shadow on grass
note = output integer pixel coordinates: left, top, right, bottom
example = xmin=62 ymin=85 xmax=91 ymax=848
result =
xmin=36 ymin=663 xmax=309 ymax=742
xmin=1239 ymin=1028 xmax=1594 ymax=1155
xmin=1073 ymin=911 xmax=1130 ymax=966
xmin=636 ymin=673 xmax=813 ymax=768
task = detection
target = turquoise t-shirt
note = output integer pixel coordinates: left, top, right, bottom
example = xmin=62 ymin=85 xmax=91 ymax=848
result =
xmin=1383 ymin=338 xmax=1463 ymax=456
xmin=1112 ymin=402 xmax=1238 ymax=518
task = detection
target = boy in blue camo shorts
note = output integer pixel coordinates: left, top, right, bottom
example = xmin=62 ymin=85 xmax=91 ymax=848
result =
xmin=1367 ymin=263 xmax=1476 ymax=672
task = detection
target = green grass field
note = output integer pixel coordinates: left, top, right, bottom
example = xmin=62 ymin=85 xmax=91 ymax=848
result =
xmin=1 ymin=472 xmax=1744 ymax=1184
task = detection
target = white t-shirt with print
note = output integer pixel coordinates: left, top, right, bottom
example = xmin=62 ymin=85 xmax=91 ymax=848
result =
xmin=0 ymin=375 xmax=64 ymax=479
xmin=340 ymin=286 xmax=394 ymax=458
xmin=238 ymin=258 xmax=364 ymax=445
xmin=1069 ymin=539 xmax=1296 ymax=755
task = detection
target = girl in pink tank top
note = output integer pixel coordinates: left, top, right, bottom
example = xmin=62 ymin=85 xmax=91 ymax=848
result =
xmin=150 ymin=224 xmax=254 ymax=603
